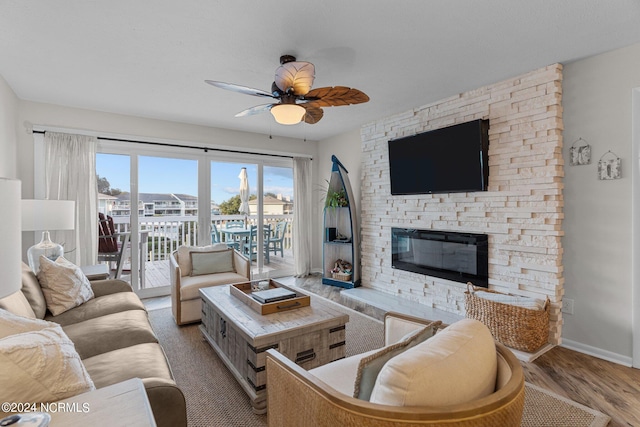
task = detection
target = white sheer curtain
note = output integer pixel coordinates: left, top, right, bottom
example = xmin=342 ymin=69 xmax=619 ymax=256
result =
xmin=293 ymin=157 xmax=312 ymax=277
xmin=44 ymin=132 xmax=98 ymax=266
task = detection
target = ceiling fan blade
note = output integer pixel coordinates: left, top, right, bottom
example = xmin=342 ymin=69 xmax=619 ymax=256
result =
xmin=274 ymin=62 xmax=315 ymax=96
xmin=235 ymin=104 xmax=275 ymax=117
xmin=205 ymin=80 xmax=276 ymax=99
xmin=303 ymin=86 xmax=369 ymax=107
xmin=302 ymin=105 xmax=324 ymax=124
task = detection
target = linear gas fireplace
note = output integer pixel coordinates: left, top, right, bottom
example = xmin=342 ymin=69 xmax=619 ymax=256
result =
xmin=391 ymin=228 xmax=488 ymax=288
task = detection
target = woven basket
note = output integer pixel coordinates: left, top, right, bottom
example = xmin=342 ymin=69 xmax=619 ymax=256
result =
xmin=331 ymin=272 xmax=352 ymax=281
xmin=464 ymin=283 xmax=550 ymax=352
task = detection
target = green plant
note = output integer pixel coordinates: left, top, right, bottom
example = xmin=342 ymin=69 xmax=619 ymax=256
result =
xmin=325 ymin=187 xmax=348 ymax=208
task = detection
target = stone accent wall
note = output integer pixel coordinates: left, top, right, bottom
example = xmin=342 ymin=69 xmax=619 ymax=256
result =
xmin=360 ymin=64 xmax=564 ymax=345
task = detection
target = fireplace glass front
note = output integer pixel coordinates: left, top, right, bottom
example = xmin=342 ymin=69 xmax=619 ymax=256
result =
xmin=391 ymin=228 xmax=488 ymax=287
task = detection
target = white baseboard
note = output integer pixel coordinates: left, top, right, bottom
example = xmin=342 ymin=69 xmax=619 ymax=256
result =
xmin=561 ymin=338 xmax=633 ymax=367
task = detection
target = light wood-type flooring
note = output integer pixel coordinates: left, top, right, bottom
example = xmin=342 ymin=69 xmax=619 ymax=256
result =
xmin=281 ymin=275 xmax=640 ymax=427
xmin=144 ymin=274 xmax=640 ymax=426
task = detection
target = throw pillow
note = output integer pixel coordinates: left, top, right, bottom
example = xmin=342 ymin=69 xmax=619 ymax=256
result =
xmin=398 ymin=320 xmax=442 ymax=348
xmin=0 ymin=308 xmax=56 ymax=339
xmin=177 ymin=244 xmax=227 ymax=276
xmin=353 ymin=340 xmax=411 ymax=401
xmin=369 ymin=318 xmax=497 ymax=407
xmin=353 ymin=320 xmax=442 ymax=401
xmin=190 ymin=249 xmax=234 ymax=276
xmin=0 ymin=320 xmax=95 ymax=403
xmin=36 ymin=256 xmax=94 ymax=316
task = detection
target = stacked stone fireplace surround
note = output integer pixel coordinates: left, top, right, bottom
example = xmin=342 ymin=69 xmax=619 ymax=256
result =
xmin=360 ymin=64 xmax=564 ymax=346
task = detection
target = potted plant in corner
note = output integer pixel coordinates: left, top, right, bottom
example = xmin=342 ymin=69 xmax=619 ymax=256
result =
xmin=324 ymin=181 xmax=348 ymax=209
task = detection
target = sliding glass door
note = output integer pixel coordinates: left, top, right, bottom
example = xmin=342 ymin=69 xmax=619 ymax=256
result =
xmin=211 ymin=161 xmax=294 ymax=279
xmin=97 ymin=143 xmax=294 ymax=296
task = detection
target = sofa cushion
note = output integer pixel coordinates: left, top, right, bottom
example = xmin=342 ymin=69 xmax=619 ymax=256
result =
xmin=308 ymin=348 xmax=381 ymax=396
xmin=190 ymin=249 xmax=234 ymax=276
xmin=62 ymin=310 xmax=159 ymax=359
xmin=0 ymin=291 xmax=37 ymax=319
xmin=82 ymin=343 xmax=174 ymax=389
xmin=369 ymin=318 xmax=497 ymax=407
xmin=179 ymin=272 xmax=249 ymax=301
xmin=21 ymin=262 xmax=47 ymax=319
xmin=37 ymin=256 xmax=94 ymax=316
xmin=177 ymin=244 xmax=227 ymax=277
xmin=44 ymin=291 xmax=146 ymax=326
xmin=354 ymin=321 xmax=440 ymax=400
xmin=0 ymin=320 xmax=95 ymax=403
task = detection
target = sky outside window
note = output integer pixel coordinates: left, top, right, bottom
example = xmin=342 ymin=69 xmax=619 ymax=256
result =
xmin=98 ymin=154 xmax=293 ymax=204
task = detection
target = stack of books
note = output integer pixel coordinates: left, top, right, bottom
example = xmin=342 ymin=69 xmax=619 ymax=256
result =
xmin=251 ymin=287 xmax=297 ymax=304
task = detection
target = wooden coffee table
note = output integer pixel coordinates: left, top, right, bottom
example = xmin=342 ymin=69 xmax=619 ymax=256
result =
xmin=199 ymin=284 xmax=348 ymax=414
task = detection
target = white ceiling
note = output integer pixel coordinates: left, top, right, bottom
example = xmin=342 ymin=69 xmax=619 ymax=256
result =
xmin=2 ymin=1 xmax=640 ymax=141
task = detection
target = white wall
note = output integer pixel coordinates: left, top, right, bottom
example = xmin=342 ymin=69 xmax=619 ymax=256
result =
xmin=15 ymin=100 xmax=318 ymax=257
xmin=314 ymin=128 xmax=362 ymax=271
xmin=562 ymin=42 xmax=640 ymax=365
xmin=0 ymin=75 xmax=19 ymax=178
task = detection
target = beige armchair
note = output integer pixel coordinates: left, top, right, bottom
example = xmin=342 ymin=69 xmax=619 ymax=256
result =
xmin=266 ymin=313 xmax=525 ymax=427
xmin=170 ymin=243 xmax=250 ymax=325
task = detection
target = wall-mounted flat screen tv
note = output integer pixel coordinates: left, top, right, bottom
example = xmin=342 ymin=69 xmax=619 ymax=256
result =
xmin=388 ymin=119 xmax=489 ymax=195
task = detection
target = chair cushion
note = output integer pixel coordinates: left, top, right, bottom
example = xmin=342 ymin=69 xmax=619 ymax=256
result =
xmin=179 ymin=272 xmax=249 ymax=301
xmin=44 ymin=291 xmax=146 ymax=326
xmin=82 ymin=343 xmax=174 ymax=389
xmin=309 ymin=347 xmax=381 ymax=396
xmin=20 ymin=262 xmax=47 ymax=319
xmin=62 ymin=310 xmax=158 ymax=359
xmin=369 ymin=318 xmax=497 ymax=407
xmin=354 ymin=321 xmax=439 ymax=400
xmin=37 ymin=256 xmax=94 ymax=316
xmin=190 ymin=249 xmax=234 ymax=276
xmin=177 ymin=244 xmax=228 ymax=277
xmin=0 ymin=311 xmax=95 ymax=403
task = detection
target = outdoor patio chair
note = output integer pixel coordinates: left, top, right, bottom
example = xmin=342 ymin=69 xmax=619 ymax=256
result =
xmin=267 ymin=220 xmax=288 ymax=258
xmin=97 ymin=213 xmax=130 ymax=279
xmin=225 ymin=220 xmax=244 ymax=229
xmin=211 ymin=223 xmax=221 ymax=243
xmin=243 ymin=224 xmax=271 ymax=264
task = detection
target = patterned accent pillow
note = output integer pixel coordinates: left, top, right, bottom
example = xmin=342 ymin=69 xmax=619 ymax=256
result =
xmin=36 ymin=256 xmax=94 ymax=316
xmin=353 ymin=320 xmax=441 ymax=401
xmin=0 ymin=310 xmax=95 ymax=403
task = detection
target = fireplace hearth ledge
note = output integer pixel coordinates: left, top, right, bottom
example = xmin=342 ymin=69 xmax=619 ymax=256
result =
xmin=341 ymin=287 xmax=555 ymax=362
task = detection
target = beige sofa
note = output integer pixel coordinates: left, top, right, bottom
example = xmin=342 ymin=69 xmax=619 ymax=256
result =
xmin=266 ymin=313 xmax=525 ymax=427
xmin=0 ymin=262 xmax=187 ymax=427
xmin=170 ymin=243 xmax=250 ymax=325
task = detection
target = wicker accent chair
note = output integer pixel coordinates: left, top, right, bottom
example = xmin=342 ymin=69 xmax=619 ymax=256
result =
xmin=266 ymin=313 xmax=525 ymax=427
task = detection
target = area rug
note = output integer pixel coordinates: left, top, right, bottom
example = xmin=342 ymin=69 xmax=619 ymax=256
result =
xmin=148 ymin=295 xmax=610 ymax=427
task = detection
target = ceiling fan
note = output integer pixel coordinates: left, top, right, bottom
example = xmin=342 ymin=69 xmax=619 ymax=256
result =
xmin=205 ymin=55 xmax=369 ymax=125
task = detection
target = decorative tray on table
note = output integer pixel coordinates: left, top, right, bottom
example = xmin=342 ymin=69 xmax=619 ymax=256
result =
xmin=230 ymin=279 xmax=311 ymax=315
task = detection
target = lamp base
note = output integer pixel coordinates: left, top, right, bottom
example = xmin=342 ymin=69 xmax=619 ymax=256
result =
xmin=0 ymin=412 xmax=51 ymax=426
xmin=27 ymin=231 xmax=64 ymax=273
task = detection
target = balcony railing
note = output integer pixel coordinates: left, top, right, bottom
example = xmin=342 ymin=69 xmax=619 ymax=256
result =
xmin=111 ymin=214 xmax=293 ymax=262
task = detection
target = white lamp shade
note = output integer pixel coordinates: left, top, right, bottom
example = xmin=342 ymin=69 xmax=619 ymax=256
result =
xmin=21 ymin=199 xmax=75 ymax=231
xmin=270 ymin=104 xmax=306 ymax=125
xmin=0 ymin=178 xmax=22 ymax=299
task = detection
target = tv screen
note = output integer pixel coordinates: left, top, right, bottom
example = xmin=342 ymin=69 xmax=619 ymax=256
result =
xmin=388 ymin=119 xmax=489 ymax=195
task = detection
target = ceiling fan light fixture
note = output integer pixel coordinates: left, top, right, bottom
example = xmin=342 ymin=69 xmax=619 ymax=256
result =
xmin=270 ymin=104 xmax=305 ymax=125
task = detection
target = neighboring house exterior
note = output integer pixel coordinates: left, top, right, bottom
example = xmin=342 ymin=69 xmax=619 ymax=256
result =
xmin=108 ymin=193 xmax=197 ymax=217
xmin=249 ymin=195 xmax=293 ymax=215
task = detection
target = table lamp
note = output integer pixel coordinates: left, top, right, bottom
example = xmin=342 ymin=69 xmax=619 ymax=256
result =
xmin=21 ymin=199 xmax=75 ymax=273
xmin=0 ymin=178 xmax=22 ymax=300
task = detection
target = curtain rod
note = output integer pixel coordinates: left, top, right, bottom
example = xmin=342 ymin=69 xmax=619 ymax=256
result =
xmin=31 ymin=130 xmax=310 ymax=160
